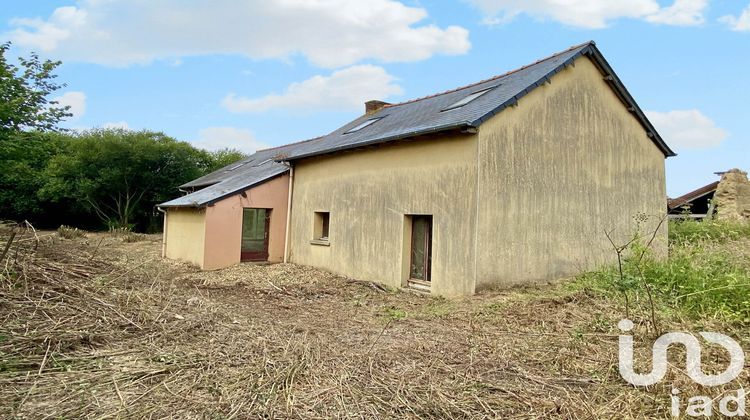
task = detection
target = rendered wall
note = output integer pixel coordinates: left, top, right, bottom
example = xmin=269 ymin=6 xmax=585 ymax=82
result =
xmin=202 ymin=173 xmax=290 ymax=269
xmin=288 ymin=135 xmax=478 ymax=296
xmin=474 ymin=56 xmax=668 ymax=289
xmin=164 ymin=207 xmax=206 ymax=267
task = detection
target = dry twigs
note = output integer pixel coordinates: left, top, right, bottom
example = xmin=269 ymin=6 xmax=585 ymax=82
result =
xmin=1 ymin=225 xmax=746 ymax=418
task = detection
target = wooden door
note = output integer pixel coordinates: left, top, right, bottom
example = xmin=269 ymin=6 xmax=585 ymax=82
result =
xmin=409 ymin=215 xmax=432 ymax=282
xmin=241 ymin=208 xmax=270 ymax=261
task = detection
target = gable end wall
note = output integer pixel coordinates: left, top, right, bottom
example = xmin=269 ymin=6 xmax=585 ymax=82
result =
xmin=475 ymin=55 xmax=667 ymax=289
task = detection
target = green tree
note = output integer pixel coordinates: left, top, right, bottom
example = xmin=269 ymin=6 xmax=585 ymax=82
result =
xmin=207 ymin=148 xmax=248 ymax=172
xmin=41 ymin=129 xmax=212 ymax=230
xmin=0 ymin=42 xmax=71 ymax=135
xmin=0 ymin=131 xmax=65 ymax=221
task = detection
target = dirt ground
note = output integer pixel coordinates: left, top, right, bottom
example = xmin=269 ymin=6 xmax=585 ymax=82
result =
xmin=1 ymin=228 xmax=747 ymax=419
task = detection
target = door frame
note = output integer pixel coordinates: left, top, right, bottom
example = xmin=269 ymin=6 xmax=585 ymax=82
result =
xmin=408 ymin=215 xmax=433 ymax=283
xmin=240 ymin=208 xmax=271 ymax=262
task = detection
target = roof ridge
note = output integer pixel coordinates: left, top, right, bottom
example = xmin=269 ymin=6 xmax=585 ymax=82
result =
xmin=383 ymin=41 xmax=594 ymax=108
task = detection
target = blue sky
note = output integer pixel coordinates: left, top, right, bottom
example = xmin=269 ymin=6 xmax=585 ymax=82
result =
xmin=1 ymin=0 xmax=748 ymax=196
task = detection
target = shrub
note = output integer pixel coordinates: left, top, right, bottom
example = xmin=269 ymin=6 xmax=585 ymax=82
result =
xmin=57 ymin=225 xmax=85 ymax=239
xmin=108 ymin=226 xmax=146 ymax=243
xmin=575 ymin=220 xmax=750 ymax=324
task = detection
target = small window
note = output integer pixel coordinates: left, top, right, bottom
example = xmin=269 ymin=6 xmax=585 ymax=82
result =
xmin=442 ymin=86 xmax=496 ymax=111
xmin=312 ymin=211 xmax=330 ymax=244
xmin=344 ymin=117 xmax=382 ymax=134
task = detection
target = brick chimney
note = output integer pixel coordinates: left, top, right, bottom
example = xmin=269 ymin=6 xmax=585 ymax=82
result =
xmin=365 ymin=100 xmax=390 ymax=115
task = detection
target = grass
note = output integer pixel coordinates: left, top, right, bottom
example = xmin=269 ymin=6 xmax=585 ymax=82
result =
xmin=57 ymin=225 xmax=85 ymax=239
xmin=669 ymin=218 xmax=750 ymax=244
xmin=572 ymin=219 xmax=750 ymax=325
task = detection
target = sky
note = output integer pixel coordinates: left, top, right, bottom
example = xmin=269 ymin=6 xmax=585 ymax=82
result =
xmin=1 ymin=0 xmax=748 ymax=197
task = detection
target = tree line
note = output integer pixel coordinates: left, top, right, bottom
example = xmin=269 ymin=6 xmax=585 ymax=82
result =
xmin=0 ymin=42 xmax=245 ymax=232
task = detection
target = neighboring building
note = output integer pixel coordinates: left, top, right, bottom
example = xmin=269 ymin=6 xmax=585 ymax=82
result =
xmin=160 ymin=41 xmax=675 ymax=296
xmin=668 ymin=181 xmax=719 ymax=219
xmin=669 ymin=169 xmax=750 ymax=221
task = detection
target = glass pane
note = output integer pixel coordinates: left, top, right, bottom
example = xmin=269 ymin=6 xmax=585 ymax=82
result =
xmin=242 ymin=209 xmax=266 ymax=252
xmin=410 ymin=217 xmax=427 ymax=280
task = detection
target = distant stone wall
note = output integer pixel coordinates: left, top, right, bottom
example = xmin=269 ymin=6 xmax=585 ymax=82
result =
xmin=715 ymin=168 xmax=750 ymax=223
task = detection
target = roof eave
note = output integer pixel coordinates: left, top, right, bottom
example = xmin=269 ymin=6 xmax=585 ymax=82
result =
xmin=471 ymin=43 xmax=676 ymax=158
xmin=279 ymin=122 xmax=476 ymax=162
xmin=159 ymin=169 xmax=289 ymax=209
xmin=584 ymin=45 xmax=676 ymax=158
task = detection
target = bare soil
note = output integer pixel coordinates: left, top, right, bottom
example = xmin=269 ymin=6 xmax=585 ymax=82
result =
xmin=1 ymin=226 xmax=747 ymax=419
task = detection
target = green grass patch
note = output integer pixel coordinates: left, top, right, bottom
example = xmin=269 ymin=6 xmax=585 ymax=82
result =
xmin=669 ymin=219 xmax=750 ymax=245
xmin=573 ymin=220 xmax=750 ymax=324
xmin=382 ymin=306 xmax=407 ymax=321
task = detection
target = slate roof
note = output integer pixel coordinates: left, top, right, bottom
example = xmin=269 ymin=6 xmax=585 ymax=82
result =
xmin=160 ymin=41 xmax=674 ymax=208
xmin=279 ymin=41 xmax=675 ymax=161
xmin=160 ymin=145 xmax=295 ymax=207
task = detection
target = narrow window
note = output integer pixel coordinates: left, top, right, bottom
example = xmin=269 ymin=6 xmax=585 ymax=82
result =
xmin=441 ymin=86 xmax=497 ymax=111
xmin=313 ymin=211 xmax=330 ymax=243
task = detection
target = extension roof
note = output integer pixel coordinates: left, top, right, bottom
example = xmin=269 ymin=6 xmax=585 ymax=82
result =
xmin=160 ymin=41 xmax=674 ymax=208
xmin=159 ymin=145 xmax=294 ymax=207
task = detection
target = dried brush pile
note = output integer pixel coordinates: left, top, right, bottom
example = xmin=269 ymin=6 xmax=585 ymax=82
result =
xmin=1 ymin=223 xmax=747 ymax=418
xmin=0 ymin=224 xmax=209 ymax=417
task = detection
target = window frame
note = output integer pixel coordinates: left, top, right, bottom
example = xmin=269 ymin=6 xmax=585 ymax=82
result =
xmin=311 ymin=211 xmax=331 ymax=246
xmin=343 ymin=117 xmax=383 ymax=134
xmin=441 ymin=86 xmax=497 ymax=112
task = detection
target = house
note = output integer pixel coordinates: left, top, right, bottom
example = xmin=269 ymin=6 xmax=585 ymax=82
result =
xmin=158 ymin=146 xmax=294 ymax=269
xmin=159 ymin=41 xmax=674 ymax=296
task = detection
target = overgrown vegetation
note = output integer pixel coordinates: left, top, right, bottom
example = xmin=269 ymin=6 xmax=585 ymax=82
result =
xmin=0 ymin=43 xmax=248 ymax=232
xmin=56 ymin=225 xmax=85 ymax=239
xmin=574 ymin=219 xmax=750 ymax=325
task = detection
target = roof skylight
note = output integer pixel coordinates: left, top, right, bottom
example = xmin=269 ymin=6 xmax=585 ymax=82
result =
xmin=255 ymin=158 xmax=272 ymax=166
xmin=344 ymin=117 xmax=382 ymax=134
xmin=225 ymin=162 xmax=247 ymax=171
xmin=442 ymin=86 xmax=496 ymax=111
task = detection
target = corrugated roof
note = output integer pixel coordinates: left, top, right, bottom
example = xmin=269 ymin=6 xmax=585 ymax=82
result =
xmin=668 ymin=181 xmax=719 ymax=211
xmin=279 ymin=41 xmax=675 ymax=161
xmin=161 ymin=41 xmax=675 ymax=208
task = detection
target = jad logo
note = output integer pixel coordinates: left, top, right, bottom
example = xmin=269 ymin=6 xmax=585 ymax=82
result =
xmin=618 ymin=319 xmax=746 ymax=417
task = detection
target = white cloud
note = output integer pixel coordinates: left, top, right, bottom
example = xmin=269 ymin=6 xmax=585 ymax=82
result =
xmin=467 ymin=0 xmax=708 ymax=28
xmin=646 ymin=110 xmax=728 ymax=150
xmin=6 ymin=0 xmax=470 ymax=68
xmin=101 ymin=121 xmax=130 ymax=130
xmin=719 ymin=4 xmax=750 ymax=31
xmin=646 ymin=0 xmax=707 ymax=25
xmin=52 ymin=91 xmax=86 ymax=120
xmin=223 ymin=65 xmax=403 ymax=113
xmin=193 ymin=127 xmax=270 ymax=154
